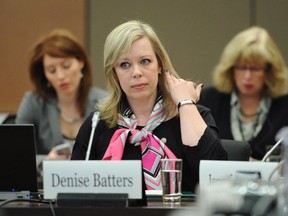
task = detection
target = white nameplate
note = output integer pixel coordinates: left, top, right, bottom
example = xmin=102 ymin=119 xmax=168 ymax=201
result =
xmin=43 ymin=160 xmax=142 ymax=199
xmin=199 ymin=160 xmax=279 ymax=189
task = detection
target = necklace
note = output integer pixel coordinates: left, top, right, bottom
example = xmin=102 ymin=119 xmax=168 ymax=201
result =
xmin=240 ymin=108 xmax=259 ymax=118
xmin=60 ymin=113 xmax=82 ymax=123
xmin=238 ymin=115 xmax=260 ymax=141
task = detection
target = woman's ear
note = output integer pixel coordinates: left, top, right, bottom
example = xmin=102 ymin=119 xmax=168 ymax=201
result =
xmin=79 ymin=61 xmax=85 ymax=71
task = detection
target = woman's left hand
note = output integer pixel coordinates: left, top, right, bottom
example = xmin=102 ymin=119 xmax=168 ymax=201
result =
xmin=165 ymin=71 xmax=203 ymax=105
xmin=45 ymin=148 xmax=71 ymax=160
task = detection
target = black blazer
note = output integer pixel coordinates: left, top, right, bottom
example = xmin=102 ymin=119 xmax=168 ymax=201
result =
xmin=198 ymin=86 xmax=288 ymax=160
xmin=72 ymin=105 xmax=227 ymax=193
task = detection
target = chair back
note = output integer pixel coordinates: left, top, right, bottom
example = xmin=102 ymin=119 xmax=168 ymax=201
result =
xmin=1 ymin=113 xmax=16 ymax=124
xmin=221 ymin=139 xmax=251 ymax=161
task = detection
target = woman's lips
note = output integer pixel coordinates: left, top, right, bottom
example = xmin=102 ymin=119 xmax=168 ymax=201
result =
xmin=243 ymin=84 xmax=253 ymax=91
xmin=132 ymin=83 xmax=147 ymax=90
xmin=60 ymin=83 xmax=69 ymax=90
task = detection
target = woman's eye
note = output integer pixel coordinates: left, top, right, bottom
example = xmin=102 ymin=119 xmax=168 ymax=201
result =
xmin=141 ymin=59 xmax=151 ymax=65
xmin=63 ymin=61 xmax=71 ymax=69
xmin=46 ymin=68 xmax=56 ymax=74
xmin=120 ymin=62 xmax=130 ymax=69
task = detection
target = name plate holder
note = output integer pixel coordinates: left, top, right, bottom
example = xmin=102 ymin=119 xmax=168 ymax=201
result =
xmin=56 ymin=193 xmax=129 ymax=207
xmin=43 ymin=160 xmax=142 ymax=207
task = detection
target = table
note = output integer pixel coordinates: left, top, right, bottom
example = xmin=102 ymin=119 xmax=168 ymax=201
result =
xmin=1 ymin=200 xmax=200 ymax=216
xmin=0 ymin=193 xmax=281 ymax=216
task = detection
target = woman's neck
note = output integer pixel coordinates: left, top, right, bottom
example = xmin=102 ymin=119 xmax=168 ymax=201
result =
xmin=57 ymin=91 xmax=78 ymax=106
xmin=127 ymin=95 xmax=156 ymax=126
xmin=238 ymin=94 xmax=261 ymax=120
xmin=57 ymin=92 xmax=81 ymax=119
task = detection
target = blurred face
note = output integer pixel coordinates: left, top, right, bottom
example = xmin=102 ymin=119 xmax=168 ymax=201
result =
xmin=233 ymin=62 xmax=266 ymax=97
xmin=114 ymin=37 xmax=161 ymax=103
xmin=43 ymin=54 xmax=84 ymax=96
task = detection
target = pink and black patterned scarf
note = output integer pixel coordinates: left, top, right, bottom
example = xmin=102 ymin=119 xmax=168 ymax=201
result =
xmin=102 ymin=96 xmax=177 ymax=190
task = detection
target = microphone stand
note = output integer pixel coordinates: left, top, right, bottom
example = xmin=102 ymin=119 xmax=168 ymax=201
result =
xmin=85 ymin=112 xmax=100 ymax=161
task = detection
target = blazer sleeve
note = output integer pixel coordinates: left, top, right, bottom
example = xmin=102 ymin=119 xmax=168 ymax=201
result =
xmin=15 ymin=92 xmax=40 ymax=126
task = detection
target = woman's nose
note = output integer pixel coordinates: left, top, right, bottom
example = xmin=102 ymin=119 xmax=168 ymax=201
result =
xmin=132 ymin=66 xmax=143 ymax=78
xmin=56 ymin=69 xmax=66 ymax=79
xmin=243 ymin=70 xmax=253 ymax=79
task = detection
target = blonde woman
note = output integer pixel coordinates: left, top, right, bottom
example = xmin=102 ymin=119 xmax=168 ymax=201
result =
xmin=71 ymin=20 xmax=227 ymax=202
xmin=199 ymin=26 xmax=288 ymax=161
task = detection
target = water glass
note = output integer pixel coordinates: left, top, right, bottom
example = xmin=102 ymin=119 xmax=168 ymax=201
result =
xmin=160 ymin=158 xmax=182 ymax=206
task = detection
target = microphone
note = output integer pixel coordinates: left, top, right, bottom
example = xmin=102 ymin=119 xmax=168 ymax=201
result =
xmin=274 ymin=127 xmax=288 ymax=214
xmin=85 ymin=112 xmax=100 ymax=160
xmin=275 ymin=127 xmax=288 ymax=176
xmin=261 ymin=138 xmax=282 ymax=162
xmin=261 ymin=127 xmax=287 ymax=162
xmin=275 ymin=126 xmax=288 ymax=146
xmin=265 ymin=127 xmax=288 ymax=181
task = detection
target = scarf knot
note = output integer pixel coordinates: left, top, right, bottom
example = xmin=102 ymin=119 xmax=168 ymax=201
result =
xmin=129 ymin=128 xmax=149 ymax=146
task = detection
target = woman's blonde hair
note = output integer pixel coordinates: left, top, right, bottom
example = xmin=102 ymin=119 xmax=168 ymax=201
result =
xmin=98 ymin=20 xmax=179 ymax=128
xmin=213 ymin=26 xmax=288 ymax=97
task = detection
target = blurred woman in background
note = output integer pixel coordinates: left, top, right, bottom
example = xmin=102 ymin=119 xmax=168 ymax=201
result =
xmin=16 ymin=29 xmax=108 ymax=160
xmin=199 ymin=26 xmax=288 ymax=161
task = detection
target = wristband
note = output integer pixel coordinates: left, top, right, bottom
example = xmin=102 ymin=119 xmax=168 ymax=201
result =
xmin=177 ymin=99 xmax=196 ymax=109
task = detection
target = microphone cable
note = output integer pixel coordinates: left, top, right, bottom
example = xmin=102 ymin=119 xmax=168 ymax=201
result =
xmin=268 ymin=159 xmax=285 ymax=182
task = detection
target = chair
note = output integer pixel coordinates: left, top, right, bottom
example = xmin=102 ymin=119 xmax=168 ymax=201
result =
xmin=221 ymin=139 xmax=251 ymax=161
xmin=1 ymin=113 xmax=16 ymax=124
